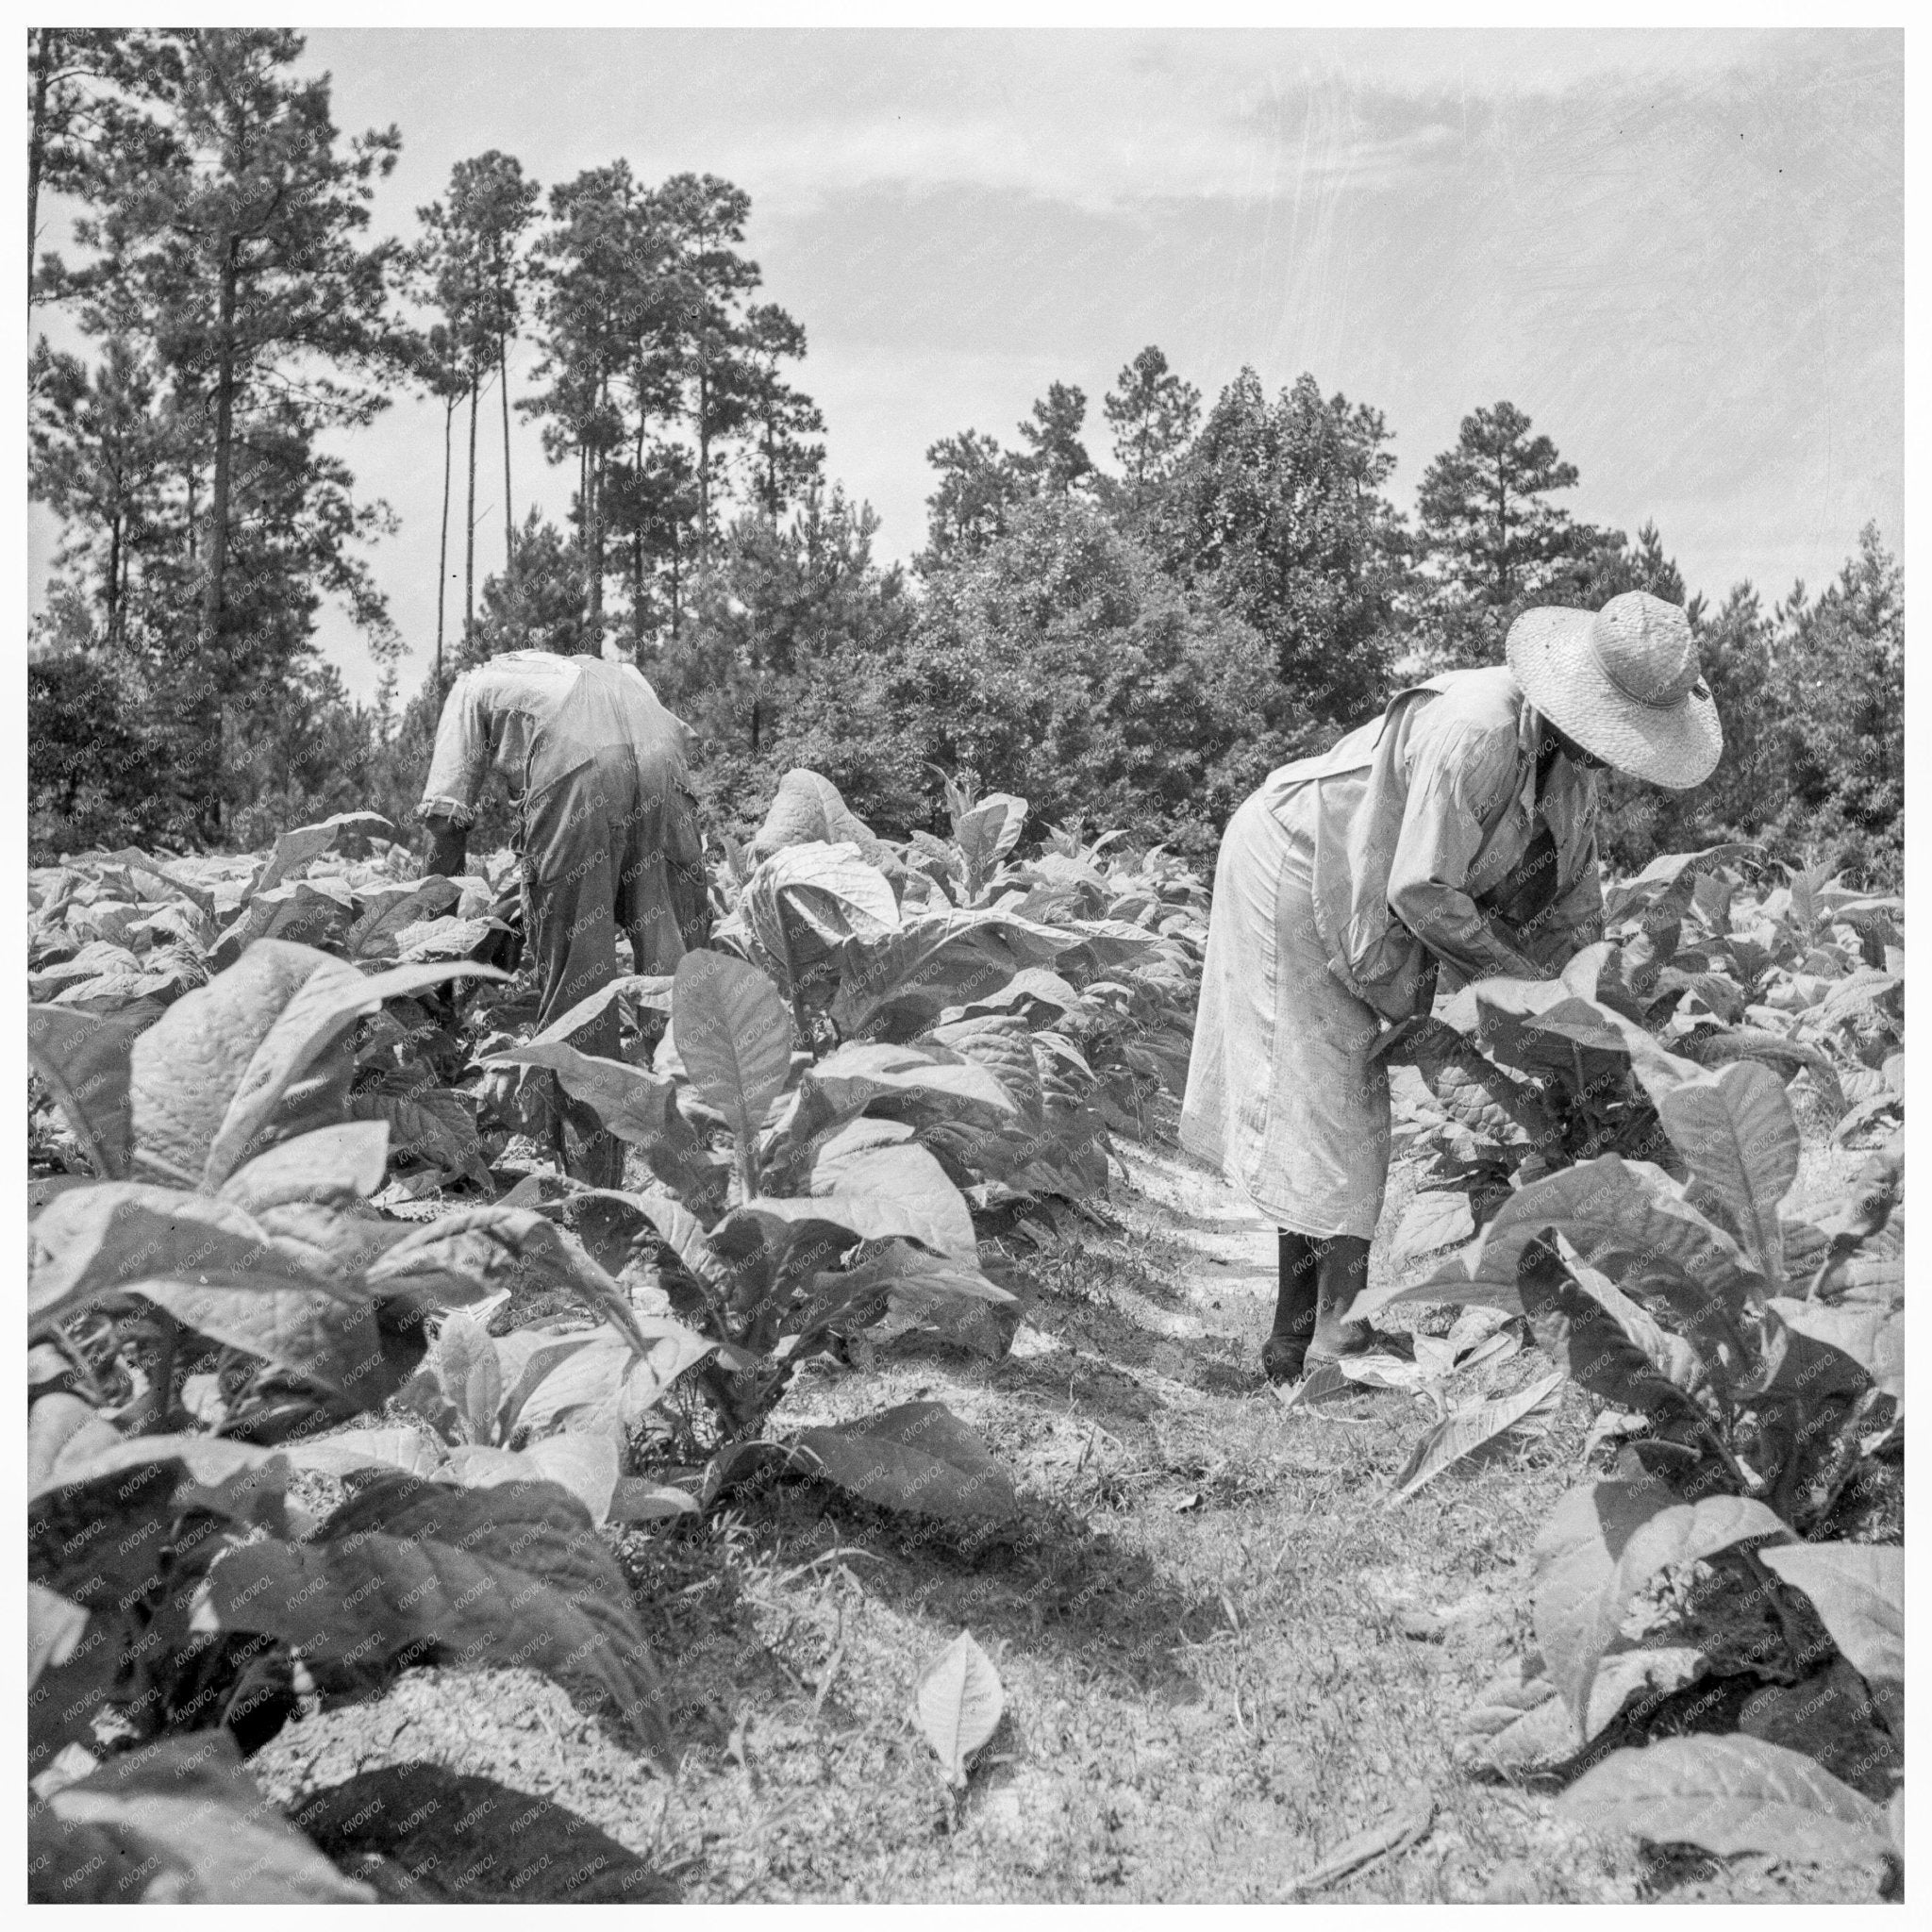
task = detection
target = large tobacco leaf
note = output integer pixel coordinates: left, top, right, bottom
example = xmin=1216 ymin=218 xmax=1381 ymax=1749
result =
xmin=792 ymin=1400 xmax=1016 ymax=1519
xmin=28 ymin=1181 xmax=363 ymax=1330
xmin=127 ymin=940 xmax=504 ymax=1190
xmin=29 ymin=1732 xmax=376 ymax=1903
xmin=209 ymin=1474 xmax=670 ymax=1762
xmin=28 ymin=1002 xmax=150 ymax=1180
xmin=1759 ymin=1544 xmax=1903 ymax=1695
xmin=1531 ymin=1480 xmax=1789 ymax=1726
xmin=1653 ymin=1060 xmax=1799 ymax=1279
xmin=1557 ymin=1735 xmax=1893 ymax=1871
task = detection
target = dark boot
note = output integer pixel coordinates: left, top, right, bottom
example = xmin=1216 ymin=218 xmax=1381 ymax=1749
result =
xmin=1307 ymin=1235 xmax=1374 ymax=1361
xmin=1261 ymin=1230 xmax=1322 ymax=1384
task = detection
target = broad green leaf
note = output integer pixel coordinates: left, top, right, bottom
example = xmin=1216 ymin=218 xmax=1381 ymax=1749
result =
xmin=1532 ymin=1481 xmax=1788 ymax=1726
xmin=778 ymin=1040 xmax=1021 ymax=1156
xmin=608 ymin=1477 xmax=701 ymax=1523
xmin=493 ymin=1328 xmax=605 ymax=1437
xmin=752 ymin=767 xmax=896 ymax=867
xmin=508 ymin=1324 xmax=714 ymax=1441
xmin=742 ymin=840 xmax=900 ymax=984
xmin=672 ymin=949 xmax=793 ymax=1181
xmin=523 ymin=971 xmax=675 ymax=1047
xmin=1760 ymin=1544 xmax=1903 ymax=1690
xmin=30 ymin=1732 xmax=376 ymax=1902
xmin=1655 ymin=1061 xmax=1799 ymax=1278
xmin=104 ymin=846 xmax=218 ymax=916
xmin=1769 ymin=1298 xmax=1902 ymax=1401
xmin=828 ymin=908 xmax=1078 ymax=1040
xmin=28 ymin=1004 xmax=145 ymax=1180
xmin=278 ymin=1426 xmax=445 ymax=1479
xmin=1457 ymin=1645 xmax=1710 ymax=1774
xmin=28 ymin=1181 xmax=358 ymax=1330
xmin=1557 ymin=1735 xmax=1891 ymax=1870
xmin=915 ymin=1629 xmax=1006 ymax=1786
xmin=212 ymin=878 xmax=358 ymax=967
xmin=793 ymin=1400 xmax=1016 ymax=1520
xmin=1601 ymin=844 xmax=1757 ymax=924
xmin=429 ymin=1310 xmax=505 ymax=1442
xmin=1516 ymin=1242 xmax=1711 ymax=1417
xmin=1387 ymin=1369 xmax=1564 ymax=1504
xmin=251 ymin=809 xmax=393 ymax=897
xmin=522 ymin=1433 xmax=623 ymax=1524
xmin=135 ymin=1276 xmax=393 ymax=1407
xmin=209 ymin=1476 xmax=667 ymax=1760
xmin=952 ymin=793 xmax=1028 ymax=894
xmin=482 ymin=1041 xmax=680 ymax=1143
xmin=342 ymin=875 xmax=460 ymax=958
xmin=924 ymin=1012 xmax=1046 ymax=1125
xmin=129 ymin=940 xmax=504 ymax=1191
xmin=27 ymin=1393 xmax=123 ymax=1497
xmin=350 ymin=1085 xmax=491 ymax=1189
xmin=217 ymin=1121 xmax=391 ymax=1213
xmin=808 ymin=1138 xmax=977 ymax=1261
xmin=363 ymin=1206 xmax=623 ymax=1327
xmin=29 ymin=1581 xmax=91 ymax=1689
xmin=1358 ymin=1156 xmax=1761 ymax=1326
xmin=1390 ymin=1188 xmax=1476 ymax=1265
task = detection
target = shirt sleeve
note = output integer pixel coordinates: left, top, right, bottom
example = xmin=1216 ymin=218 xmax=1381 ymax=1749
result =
xmin=1386 ymin=723 xmax=1550 ymax=985
xmin=416 ymin=671 xmax=493 ymax=827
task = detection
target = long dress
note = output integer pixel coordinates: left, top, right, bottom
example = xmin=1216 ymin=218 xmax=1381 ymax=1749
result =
xmin=1180 ymin=668 xmax=1604 ymax=1241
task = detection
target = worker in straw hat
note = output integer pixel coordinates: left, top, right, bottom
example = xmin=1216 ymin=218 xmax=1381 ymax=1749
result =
xmin=1180 ymin=591 xmax=1723 ymax=1386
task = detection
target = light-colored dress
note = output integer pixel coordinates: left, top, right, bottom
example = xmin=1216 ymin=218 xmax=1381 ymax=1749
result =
xmin=1180 ymin=667 xmax=1603 ymax=1239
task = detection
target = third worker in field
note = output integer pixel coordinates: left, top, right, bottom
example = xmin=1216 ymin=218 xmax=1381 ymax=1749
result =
xmin=1179 ymin=591 xmax=1724 ymax=1386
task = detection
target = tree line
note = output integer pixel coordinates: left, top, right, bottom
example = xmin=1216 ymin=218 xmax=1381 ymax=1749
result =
xmin=28 ymin=29 xmax=1903 ymax=885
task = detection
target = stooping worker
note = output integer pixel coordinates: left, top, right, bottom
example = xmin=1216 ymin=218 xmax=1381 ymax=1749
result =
xmin=1180 ymin=591 xmax=1723 ymax=1385
xmin=418 ymin=644 xmax=711 ymax=1187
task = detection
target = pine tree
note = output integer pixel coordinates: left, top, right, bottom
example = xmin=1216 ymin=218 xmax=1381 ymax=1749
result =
xmin=39 ymin=28 xmax=409 ymax=841
xmin=1103 ymin=345 xmax=1200 ymax=514
xmin=1015 ymin=381 xmax=1093 ymax=494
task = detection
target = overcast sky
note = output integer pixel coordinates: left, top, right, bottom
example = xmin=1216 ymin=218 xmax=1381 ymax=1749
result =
xmin=28 ymin=27 xmax=1903 ymax=704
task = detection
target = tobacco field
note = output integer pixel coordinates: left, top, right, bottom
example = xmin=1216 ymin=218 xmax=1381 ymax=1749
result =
xmin=25 ymin=775 xmax=1905 ymax=1904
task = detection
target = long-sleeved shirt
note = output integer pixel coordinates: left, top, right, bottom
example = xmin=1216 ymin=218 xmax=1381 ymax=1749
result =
xmin=1257 ymin=665 xmax=1603 ymax=1023
xmin=418 ymin=650 xmax=697 ymax=829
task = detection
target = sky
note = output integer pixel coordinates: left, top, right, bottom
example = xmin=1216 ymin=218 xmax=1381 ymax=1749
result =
xmin=27 ymin=26 xmax=1904 ymax=705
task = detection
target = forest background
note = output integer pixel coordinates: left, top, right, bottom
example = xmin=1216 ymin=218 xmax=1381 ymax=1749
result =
xmin=25 ymin=28 xmax=1905 ymax=883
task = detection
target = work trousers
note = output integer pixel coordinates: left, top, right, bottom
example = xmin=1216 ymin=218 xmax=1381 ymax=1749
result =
xmin=518 ymin=745 xmax=710 ymax=1186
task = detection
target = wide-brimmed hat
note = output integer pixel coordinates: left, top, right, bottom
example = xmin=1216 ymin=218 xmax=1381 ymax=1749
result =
xmin=1506 ymin=591 xmax=1723 ymax=790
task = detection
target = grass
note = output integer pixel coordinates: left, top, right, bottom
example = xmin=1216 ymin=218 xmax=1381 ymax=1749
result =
xmin=249 ymin=1130 xmax=1884 ymax=1904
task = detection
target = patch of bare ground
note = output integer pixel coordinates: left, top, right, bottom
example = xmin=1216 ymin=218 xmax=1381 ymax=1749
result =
xmin=251 ymin=1133 xmax=1879 ymax=1903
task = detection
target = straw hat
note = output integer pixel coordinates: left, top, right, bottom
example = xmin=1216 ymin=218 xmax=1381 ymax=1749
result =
xmin=1506 ymin=591 xmax=1722 ymax=790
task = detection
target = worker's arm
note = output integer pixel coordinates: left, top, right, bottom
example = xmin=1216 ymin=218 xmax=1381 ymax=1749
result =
xmin=1387 ymin=725 xmax=1550 ymax=986
xmin=416 ymin=670 xmax=491 ymax=878
xmin=423 ymin=816 xmax=468 ymax=880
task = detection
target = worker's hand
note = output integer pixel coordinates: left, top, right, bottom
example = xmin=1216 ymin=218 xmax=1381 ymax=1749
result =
xmin=424 ymin=819 xmax=467 ymax=880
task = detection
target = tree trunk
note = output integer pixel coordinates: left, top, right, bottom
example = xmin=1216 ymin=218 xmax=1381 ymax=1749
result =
xmin=107 ymin=511 xmax=122 ymax=649
xmin=27 ymin=28 xmax=57 ymax=309
xmin=499 ymin=328 xmax=514 ymax=574
xmin=696 ymin=366 xmax=711 ymax=574
xmin=464 ymin=375 xmax=478 ymax=658
xmin=586 ymin=376 xmax=607 ymax=645
xmin=436 ymin=391 xmax=453 ymax=697
xmin=631 ymin=421 xmax=645 ymax=661
xmin=199 ymin=232 xmax=241 ymax=843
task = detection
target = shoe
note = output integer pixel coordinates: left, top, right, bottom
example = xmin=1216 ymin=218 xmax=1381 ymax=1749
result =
xmin=1306 ymin=1324 xmax=1415 ymax=1368
xmin=1261 ymin=1333 xmax=1310 ymax=1386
